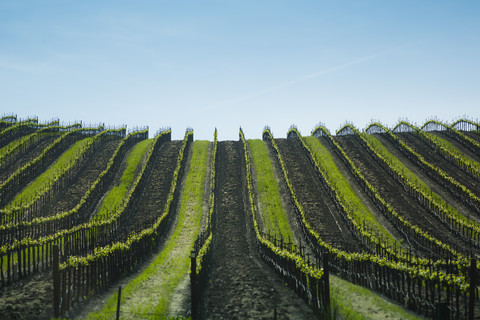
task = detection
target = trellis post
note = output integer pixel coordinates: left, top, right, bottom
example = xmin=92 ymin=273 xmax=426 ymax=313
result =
xmin=469 ymin=258 xmax=476 ymax=320
xmin=191 ymin=251 xmax=197 ymax=320
xmin=53 ymin=244 xmax=60 ymax=318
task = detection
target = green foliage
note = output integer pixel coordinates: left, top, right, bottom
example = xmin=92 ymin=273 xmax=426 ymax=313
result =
xmin=195 ymin=130 xmax=217 ymax=273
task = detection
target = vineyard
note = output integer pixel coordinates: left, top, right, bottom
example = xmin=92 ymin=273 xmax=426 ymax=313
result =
xmin=1 ymin=114 xmax=480 ymax=319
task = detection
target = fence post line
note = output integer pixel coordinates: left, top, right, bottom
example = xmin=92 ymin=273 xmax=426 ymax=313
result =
xmin=322 ymin=253 xmax=330 ymax=314
xmin=190 ymin=251 xmax=197 ymax=320
xmin=53 ymin=244 xmax=60 ymax=318
xmin=469 ymin=258 xmax=476 ymax=320
xmin=116 ymin=286 xmax=122 ymax=320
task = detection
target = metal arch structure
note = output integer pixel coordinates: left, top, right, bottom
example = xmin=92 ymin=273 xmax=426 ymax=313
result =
xmin=392 ymin=121 xmax=417 ymax=134
xmin=365 ymin=122 xmax=387 ymax=134
xmin=421 ymin=120 xmax=448 ymax=132
xmin=287 ymin=124 xmax=300 ymax=139
xmin=311 ymin=124 xmax=330 ymax=138
xmin=451 ymin=119 xmax=480 ymax=132
xmin=1 ymin=114 xmax=17 ymax=123
xmin=336 ymin=123 xmax=356 ymax=136
xmin=154 ymin=126 xmax=171 ymax=138
xmin=262 ymin=126 xmax=272 ymax=141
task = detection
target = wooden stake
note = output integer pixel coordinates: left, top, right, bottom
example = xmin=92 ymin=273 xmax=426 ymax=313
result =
xmin=53 ymin=244 xmax=60 ymax=318
xmin=116 ymin=286 xmax=122 ymax=320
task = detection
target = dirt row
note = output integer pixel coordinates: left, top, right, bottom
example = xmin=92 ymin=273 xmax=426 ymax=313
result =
xmin=198 ymin=141 xmax=314 ymax=319
xmin=316 ymin=136 xmax=407 ymax=247
xmin=335 ymin=134 xmax=475 ymax=256
xmin=273 ymin=138 xmax=364 ymax=253
xmin=40 ymin=138 xmax=122 ymax=217
xmin=116 ymin=140 xmax=184 ymax=241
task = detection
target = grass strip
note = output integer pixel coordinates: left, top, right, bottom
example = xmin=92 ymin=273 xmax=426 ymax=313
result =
xmin=248 ymin=139 xmax=294 ymax=242
xmin=303 ymin=136 xmax=398 ymax=249
xmin=86 ymin=140 xmax=209 ymax=319
xmin=330 ymin=275 xmax=423 ymax=320
xmin=6 ymin=137 xmax=94 ymax=209
xmin=92 ymin=139 xmax=153 ymax=221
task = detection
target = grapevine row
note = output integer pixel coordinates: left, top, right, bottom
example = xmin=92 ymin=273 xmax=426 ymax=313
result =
xmin=193 ymin=129 xmax=217 ymax=274
xmin=422 ymin=119 xmax=480 ymax=155
xmin=52 ymin=130 xmax=192 ymax=315
xmin=0 ymin=126 xmax=105 ymax=207
xmin=360 ymin=122 xmax=480 ymax=247
xmin=0 ymin=129 xmax=146 ymax=244
xmin=2 ymin=128 xmax=125 ymax=219
xmin=265 ymin=127 xmax=478 ymax=318
xmin=240 ymin=128 xmax=329 ymax=315
xmin=395 ymin=121 xmax=480 ymax=182
xmin=0 ymin=126 xmax=64 ymax=168
xmin=0 ymin=129 xmax=169 ymax=286
xmin=311 ymin=125 xmax=461 ymax=264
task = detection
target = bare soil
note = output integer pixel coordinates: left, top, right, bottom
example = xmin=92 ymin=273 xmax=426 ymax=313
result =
xmin=273 ymin=138 xmax=363 ymax=253
xmin=118 ymin=140 xmax=183 ymax=240
xmin=40 ymin=138 xmax=122 ymax=217
xmin=198 ymin=141 xmax=315 ymax=319
xmin=317 ymin=136 xmax=407 ymax=247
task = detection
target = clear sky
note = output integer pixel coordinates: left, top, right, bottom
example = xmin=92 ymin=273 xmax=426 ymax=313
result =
xmin=1 ymin=1 xmax=479 ymax=140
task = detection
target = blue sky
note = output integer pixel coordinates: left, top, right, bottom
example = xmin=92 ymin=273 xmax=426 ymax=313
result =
xmin=1 ymin=1 xmax=479 ymax=140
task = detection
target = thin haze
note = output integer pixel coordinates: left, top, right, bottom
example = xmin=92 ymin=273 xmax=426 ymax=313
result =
xmin=0 ymin=1 xmax=479 ymax=140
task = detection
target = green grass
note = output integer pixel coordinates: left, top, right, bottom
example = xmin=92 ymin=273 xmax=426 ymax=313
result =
xmin=303 ymin=136 xmax=398 ymax=249
xmin=248 ymin=139 xmax=294 ymax=242
xmin=330 ymin=275 xmax=423 ymax=320
xmin=92 ymin=139 xmax=153 ymax=221
xmin=6 ymin=137 xmax=93 ymax=209
xmin=85 ymin=140 xmax=209 ymax=320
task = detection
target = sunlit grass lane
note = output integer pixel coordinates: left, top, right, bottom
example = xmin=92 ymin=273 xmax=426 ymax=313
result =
xmin=248 ymin=139 xmax=294 ymax=242
xmin=85 ymin=140 xmax=209 ymax=319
